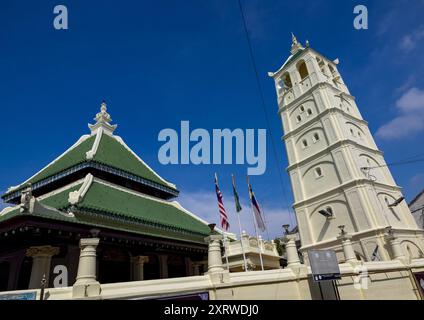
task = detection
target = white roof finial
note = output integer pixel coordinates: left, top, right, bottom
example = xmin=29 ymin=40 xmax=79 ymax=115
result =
xmin=290 ymin=33 xmax=304 ymax=55
xmin=95 ymin=101 xmax=112 ymax=124
xmin=88 ymin=100 xmax=117 ymax=135
xmin=100 ymin=101 xmax=107 ymax=113
xmin=291 ymin=32 xmax=298 ymax=45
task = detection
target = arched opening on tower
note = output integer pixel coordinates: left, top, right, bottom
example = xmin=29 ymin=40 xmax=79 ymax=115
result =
xmin=296 ymin=60 xmax=309 ymax=80
xmin=328 ymin=64 xmax=338 ymax=76
xmin=282 ymin=72 xmax=293 ymax=88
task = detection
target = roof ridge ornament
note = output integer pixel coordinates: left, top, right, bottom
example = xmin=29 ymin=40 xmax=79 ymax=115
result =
xmin=290 ymin=33 xmax=304 ymax=55
xmin=88 ymin=101 xmax=117 ymax=135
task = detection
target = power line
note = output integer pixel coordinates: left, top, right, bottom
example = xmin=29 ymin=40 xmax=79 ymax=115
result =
xmin=237 ymin=0 xmax=295 ymax=229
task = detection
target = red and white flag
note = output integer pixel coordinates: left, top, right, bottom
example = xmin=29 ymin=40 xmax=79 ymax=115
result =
xmin=215 ymin=173 xmax=230 ymax=231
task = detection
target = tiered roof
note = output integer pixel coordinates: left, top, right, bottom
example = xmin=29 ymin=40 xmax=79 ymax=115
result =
xmin=0 ymin=103 xmax=210 ymax=244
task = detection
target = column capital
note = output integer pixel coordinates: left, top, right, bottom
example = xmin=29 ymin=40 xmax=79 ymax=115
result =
xmin=204 ymin=234 xmax=222 ymax=244
xmin=337 ymin=233 xmax=352 ymax=241
xmin=80 ymin=238 xmax=100 ymax=247
xmin=133 ymin=255 xmax=149 ymax=264
xmin=284 ymin=234 xmax=298 ymax=243
xmin=26 ymin=245 xmax=60 ymax=258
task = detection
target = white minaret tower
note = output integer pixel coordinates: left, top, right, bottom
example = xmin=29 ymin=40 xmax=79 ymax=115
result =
xmin=269 ymin=35 xmax=424 ymax=262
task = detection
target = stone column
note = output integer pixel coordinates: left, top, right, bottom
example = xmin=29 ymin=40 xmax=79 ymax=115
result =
xmin=205 ymin=234 xmax=224 ymax=273
xmin=73 ymin=238 xmax=101 ymax=298
xmin=133 ymin=256 xmax=149 ymax=281
xmin=184 ymin=257 xmax=194 ymax=276
xmin=26 ymin=245 xmax=60 ymax=289
xmin=337 ymin=234 xmax=358 ymax=263
xmin=192 ymin=263 xmax=201 ymax=276
xmin=7 ymin=252 xmax=25 ymax=291
xmin=385 ymin=233 xmax=406 ymax=261
xmin=285 ymin=235 xmax=300 ymax=267
xmin=158 ymin=254 xmax=168 ymax=279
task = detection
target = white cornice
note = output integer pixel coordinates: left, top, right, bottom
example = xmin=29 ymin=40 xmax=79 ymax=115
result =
xmin=278 ymin=81 xmax=356 ymax=113
xmin=293 ymin=178 xmax=402 ymax=209
xmin=286 ymin=139 xmax=383 ymax=172
xmin=282 ymin=107 xmax=368 ymax=141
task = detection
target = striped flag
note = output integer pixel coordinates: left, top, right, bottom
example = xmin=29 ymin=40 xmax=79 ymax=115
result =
xmin=247 ymin=180 xmax=266 ymax=232
xmin=371 ymin=245 xmax=380 ymax=261
xmin=231 ymin=174 xmax=242 ymax=213
xmin=215 ymin=174 xmax=230 ymax=231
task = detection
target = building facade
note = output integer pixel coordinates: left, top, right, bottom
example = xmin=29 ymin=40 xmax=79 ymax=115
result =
xmin=0 ymin=103 xmax=210 ymax=292
xmin=268 ymin=35 xmax=424 ymax=262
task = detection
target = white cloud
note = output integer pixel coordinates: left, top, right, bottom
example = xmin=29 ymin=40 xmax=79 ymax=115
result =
xmin=399 ymin=26 xmax=424 ymax=52
xmin=396 ymin=87 xmax=424 ymax=112
xmin=177 ymin=189 xmax=291 ymax=239
xmin=376 ymin=87 xmax=424 ymax=139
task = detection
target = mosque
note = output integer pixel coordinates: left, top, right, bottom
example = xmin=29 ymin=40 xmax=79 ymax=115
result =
xmin=0 ymin=36 xmax=423 ymax=300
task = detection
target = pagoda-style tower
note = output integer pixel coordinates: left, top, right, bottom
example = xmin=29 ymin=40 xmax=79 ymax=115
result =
xmin=0 ymin=103 xmax=210 ymax=291
xmin=268 ymin=35 xmax=424 ymax=262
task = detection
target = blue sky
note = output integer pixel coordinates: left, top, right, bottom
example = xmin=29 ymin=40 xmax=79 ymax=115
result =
xmin=1 ymin=0 xmax=423 ymax=239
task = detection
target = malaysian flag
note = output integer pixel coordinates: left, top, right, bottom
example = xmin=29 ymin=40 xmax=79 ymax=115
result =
xmin=215 ymin=174 xmax=230 ymax=231
xmin=247 ymin=180 xmax=266 ymax=232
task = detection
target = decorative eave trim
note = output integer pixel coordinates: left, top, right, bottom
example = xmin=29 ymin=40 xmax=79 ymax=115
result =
xmin=86 ymin=128 xmax=103 ymax=160
xmin=71 ymin=206 xmax=208 ymax=239
xmin=268 ymin=47 xmax=309 ymax=78
xmin=6 ymin=134 xmax=92 ymax=194
xmin=2 ymin=161 xmax=179 ymax=203
xmin=269 ymin=46 xmax=338 ymax=79
xmin=68 ymin=174 xmax=94 ymax=205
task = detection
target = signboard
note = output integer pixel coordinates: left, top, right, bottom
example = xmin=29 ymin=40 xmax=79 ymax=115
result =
xmin=413 ymin=272 xmax=424 ymax=298
xmin=0 ymin=291 xmax=37 ymax=300
xmin=308 ymin=249 xmax=341 ymax=282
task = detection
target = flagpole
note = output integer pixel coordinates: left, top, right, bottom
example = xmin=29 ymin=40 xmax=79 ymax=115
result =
xmin=232 ymin=174 xmax=248 ymax=272
xmin=223 ymin=232 xmax=230 ymax=271
xmin=246 ymin=175 xmax=264 ymax=271
xmin=215 ymin=173 xmax=230 ymax=271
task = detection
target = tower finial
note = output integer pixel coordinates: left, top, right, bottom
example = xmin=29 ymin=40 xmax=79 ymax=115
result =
xmin=291 ymin=32 xmax=298 ymax=45
xmin=88 ymin=100 xmax=117 ymax=135
xmin=100 ymin=100 xmax=107 ymax=113
xmin=95 ymin=100 xmax=112 ymax=124
xmin=290 ymin=33 xmax=304 ymax=55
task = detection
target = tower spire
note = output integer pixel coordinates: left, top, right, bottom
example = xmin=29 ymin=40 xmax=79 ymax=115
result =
xmin=88 ymin=100 xmax=117 ymax=135
xmin=290 ymin=33 xmax=304 ymax=55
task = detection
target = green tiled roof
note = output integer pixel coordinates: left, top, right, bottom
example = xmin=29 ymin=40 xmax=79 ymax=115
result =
xmin=77 ymin=182 xmax=209 ymax=236
xmin=4 ymin=132 xmax=176 ymax=197
xmin=93 ymin=134 xmax=167 ymax=187
xmin=0 ymin=181 xmax=209 ymax=244
xmin=27 ymin=136 xmax=95 ymax=184
xmin=0 ymin=184 xmax=82 ymax=224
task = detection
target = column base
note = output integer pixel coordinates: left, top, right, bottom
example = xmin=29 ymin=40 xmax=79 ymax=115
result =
xmin=208 ymin=270 xmax=230 ymax=284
